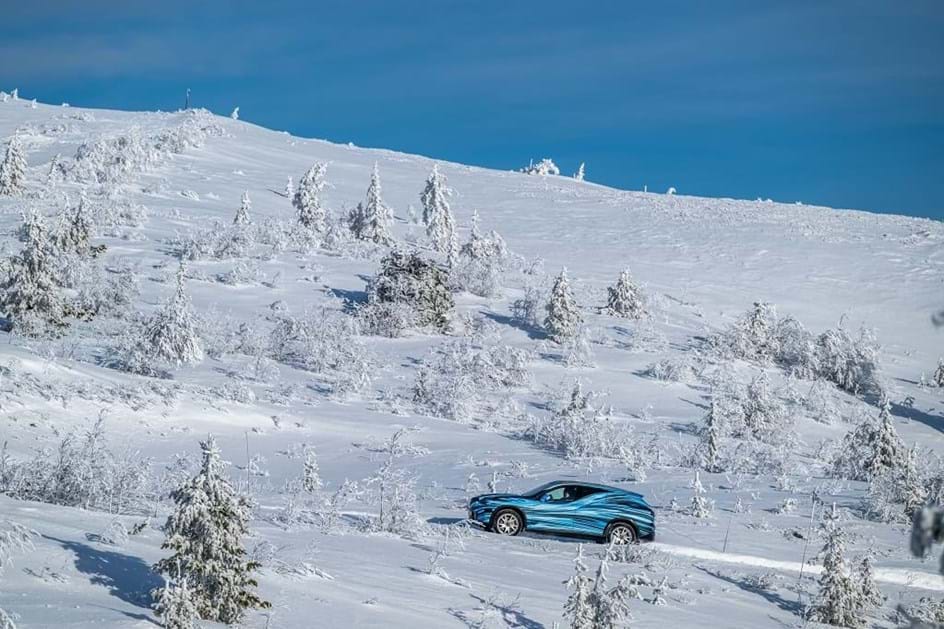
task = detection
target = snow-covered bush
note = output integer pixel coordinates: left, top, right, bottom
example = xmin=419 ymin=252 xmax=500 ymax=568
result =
xmin=362 ymin=430 xmax=425 ymax=536
xmin=712 ymin=302 xmax=881 ymax=395
xmin=520 ymin=158 xmax=559 ymax=176
xmin=525 ymin=380 xmax=637 ymax=461
xmin=142 ymin=266 xmax=204 ymax=365
xmin=0 ymin=417 xmax=152 ymax=514
xmin=603 ymin=268 xmax=646 ymax=319
xmin=510 ymin=260 xmax=547 ymax=328
xmin=563 ymin=547 xmax=633 ymax=629
xmin=153 ymin=437 xmax=269 ymax=624
xmin=362 ymin=250 xmax=453 ymax=333
xmin=641 ymin=356 xmax=699 ymax=383
xmin=349 ymin=163 xmax=394 ymax=245
xmin=544 ymin=267 xmax=582 ymax=343
xmin=412 ymin=337 xmax=532 ymax=422
xmin=0 ymin=135 xmax=27 ymax=196
xmin=268 ymin=304 xmax=372 ymax=395
xmin=451 ymin=211 xmax=508 ymax=297
xmin=689 ymin=471 xmax=713 ymax=519
xmin=574 ymin=162 xmax=585 ymax=181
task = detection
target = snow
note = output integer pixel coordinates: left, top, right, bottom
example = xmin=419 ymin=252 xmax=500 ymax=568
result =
xmin=0 ymin=94 xmax=942 ymax=628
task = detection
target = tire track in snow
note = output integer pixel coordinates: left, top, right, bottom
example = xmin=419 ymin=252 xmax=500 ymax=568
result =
xmin=650 ymin=543 xmax=944 ymax=592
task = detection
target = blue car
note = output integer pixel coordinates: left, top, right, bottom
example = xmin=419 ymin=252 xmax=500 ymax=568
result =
xmin=468 ymin=480 xmax=655 ymax=544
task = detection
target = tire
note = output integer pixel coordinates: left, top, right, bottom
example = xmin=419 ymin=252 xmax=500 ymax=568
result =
xmin=491 ymin=509 xmax=523 ymax=536
xmin=605 ymin=521 xmax=638 ymax=545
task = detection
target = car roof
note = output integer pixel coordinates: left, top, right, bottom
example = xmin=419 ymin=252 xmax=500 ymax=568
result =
xmin=542 ymin=480 xmax=635 ymax=494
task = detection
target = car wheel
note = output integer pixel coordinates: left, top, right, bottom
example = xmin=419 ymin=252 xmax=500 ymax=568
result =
xmin=606 ymin=521 xmax=638 ymax=545
xmin=491 ymin=509 xmax=523 ymax=536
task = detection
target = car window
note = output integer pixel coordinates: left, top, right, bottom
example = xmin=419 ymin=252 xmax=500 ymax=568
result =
xmin=543 ymin=487 xmax=567 ymax=501
xmin=543 ymin=486 xmax=585 ymax=502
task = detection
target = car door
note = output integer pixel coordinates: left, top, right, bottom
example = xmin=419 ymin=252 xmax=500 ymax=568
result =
xmin=527 ymin=485 xmax=602 ymax=536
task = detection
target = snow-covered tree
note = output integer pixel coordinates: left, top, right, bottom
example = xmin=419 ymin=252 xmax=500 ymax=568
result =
xmin=856 ymin=555 xmax=883 ymax=611
xmin=911 ymin=506 xmax=944 ymax=575
xmin=0 ymin=211 xmax=69 ymax=336
xmin=349 ymin=163 xmax=394 ymax=244
xmin=233 ymin=191 xmax=251 ymax=226
xmin=545 ymin=267 xmax=582 ymax=343
xmin=365 ymin=429 xmax=424 ymax=535
xmin=689 ymin=471 xmax=713 ymax=519
xmin=285 ymin=175 xmax=294 ymax=198
xmin=153 ymin=437 xmax=269 ymax=624
xmin=574 ymin=162 xmax=585 ymax=182
xmin=808 ymin=504 xmax=865 ymax=628
xmin=293 ymin=163 xmax=328 ymax=233
xmin=932 ymin=359 xmax=944 ymax=388
xmin=563 ymin=544 xmax=594 ymax=629
xmin=53 ymin=197 xmax=102 ymax=259
xmin=141 ymin=264 xmax=204 ymax=366
xmin=420 ymin=165 xmax=456 ymax=253
xmin=603 ymin=268 xmax=646 ymax=319
xmin=362 ymin=250 xmax=453 ymax=332
xmin=230 ymin=107 xmax=239 ymax=120
xmin=839 ymin=394 xmax=904 ymax=482
xmin=0 ymin=135 xmax=26 ymax=196
xmin=155 ymin=573 xmax=199 ymax=629
xmin=698 ymin=399 xmax=724 ymax=473
xmin=302 ymin=445 xmax=322 ymax=493
xmin=738 ymin=371 xmax=786 ymax=442
xmin=587 ymin=555 xmax=632 ymax=628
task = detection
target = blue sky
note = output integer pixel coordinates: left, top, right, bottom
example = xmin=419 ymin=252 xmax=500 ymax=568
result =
xmin=3 ymin=1 xmax=943 ymax=219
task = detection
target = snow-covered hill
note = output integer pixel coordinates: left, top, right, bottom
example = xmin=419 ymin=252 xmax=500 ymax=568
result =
xmin=0 ymin=94 xmax=942 ymax=629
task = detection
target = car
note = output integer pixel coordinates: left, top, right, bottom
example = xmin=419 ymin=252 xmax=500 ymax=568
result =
xmin=467 ymin=480 xmax=655 ymax=544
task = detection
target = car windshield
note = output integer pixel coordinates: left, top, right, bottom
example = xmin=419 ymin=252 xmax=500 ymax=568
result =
xmin=523 ymin=481 xmax=562 ymax=497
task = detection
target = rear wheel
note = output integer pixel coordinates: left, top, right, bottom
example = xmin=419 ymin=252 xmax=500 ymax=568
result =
xmin=606 ymin=521 xmax=638 ymax=545
xmin=491 ymin=509 xmax=523 ymax=536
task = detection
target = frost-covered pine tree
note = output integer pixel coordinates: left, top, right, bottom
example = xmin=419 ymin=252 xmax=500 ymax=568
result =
xmin=233 ymin=191 xmax=251 ymax=226
xmin=574 ymin=162 xmax=585 ymax=182
xmin=0 ymin=135 xmax=27 ymax=196
xmin=53 ymin=197 xmax=99 ymax=258
xmin=699 ymin=399 xmax=723 ymax=473
xmin=856 ymin=555 xmax=883 ymax=611
xmin=0 ymin=211 xmax=69 ymax=336
xmin=142 ymin=264 xmax=204 ymax=366
xmin=603 ymin=268 xmax=646 ymax=319
xmin=933 ymin=359 xmax=944 ymax=388
xmin=808 ymin=503 xmax=864 ymax=628
xmin=302 ymin=445 xmax=323 ymax=493
xmin=563 ymin=544 xmax=595 ymax=629
xmin=230 ymin=107 xmax=239 ymax=120
xmin=420 ymin=164 xmax=456 ymax=253
xmin=155 ymin=573 xmax=199 ymax=629
xmin=153 ymin=437 xmax=269 ymax=624
xmin=453 ymin=211 xmax=508 ymax=297
xmin=689 ymin=470 xmax=713 ymax=519
xmin=350 ymin=163 xmax=394 ymax=245
xmin=588 ymin=555 xmax=632 ymax=628
xmin=285 ymin=175 xmax=294 ymax=198
xmin=862 ymin=394 xmax=904 ymax=480
xmin=544 ymin=267 xmax=582 ymax=343
xmin=293 ymin=163 xmax=328 ymax=232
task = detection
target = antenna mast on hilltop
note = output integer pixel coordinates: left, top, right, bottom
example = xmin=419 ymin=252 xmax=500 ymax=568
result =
xmin=185 ymin=88 xmax=191 ymax=110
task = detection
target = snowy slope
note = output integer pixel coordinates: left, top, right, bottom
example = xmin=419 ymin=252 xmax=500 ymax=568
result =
xmin=0 ymin=94 xmax=942 ymax=629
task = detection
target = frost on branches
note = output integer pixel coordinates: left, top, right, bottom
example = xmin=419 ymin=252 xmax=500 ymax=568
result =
xmin=0 ymin=211 xmax=70 ymax=337
xmin=603 ymin=268 xmax=646 ymax=319
xmin=233 ymin=190 xmax=252 ymax=226
xmin=562 ymin=545 xmax=632 ymax=629
xmin=420 ymin=164 xmax=457 ymax=255
xmin=574 ymin=162 xmax=585 ymax=181
xmin=0 ymin=135 xmax=27 ymax=196
xmin=452 ymin=211 xmax=509 ymax=297
xmin=544 ymin=267 xmax=582 ymax=343
xmin=932 ymin=358 xmax=944 ymax=388
xmin=520 ymin=158 xmax=560 ymax=176
xmin=293 ymin=162 xmax=328 ymax=233
xmin=349 ymin=163 xmax=394 ymax=245
xmin=153 ymin=437 xmax=269 ymax=624
xmin=689 ymin=471 xmax=713 ymax=519
xmin=807 ymin=504 xmax=866 ymax=628
xmin=360 ymin=250 xmax=453 ymax=334
xmin=831 ymin=394 xmax=904 ymax=483
xmin=364 ymin=429 xmax=424 ymax=536
xmin=142 ymin=265 xmax=204 ymax=366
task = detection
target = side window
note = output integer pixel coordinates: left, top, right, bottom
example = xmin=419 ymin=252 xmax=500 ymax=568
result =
xmin=576 ymin=487 xmax=603 ymax=500
xmin=544 ymin=487 xmax=567 ymax=502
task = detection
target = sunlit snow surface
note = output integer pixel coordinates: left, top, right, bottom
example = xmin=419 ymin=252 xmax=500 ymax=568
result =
xmin=0 ymin=97 xmax=942 ymax=628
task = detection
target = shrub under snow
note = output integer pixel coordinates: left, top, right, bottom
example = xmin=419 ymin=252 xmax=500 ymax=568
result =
xmin=360 ymin=250 xmax=453 ymax=334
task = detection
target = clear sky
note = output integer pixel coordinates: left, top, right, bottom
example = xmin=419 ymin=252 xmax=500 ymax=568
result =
xmin=3 ymin=1 xmax=943 ymax=219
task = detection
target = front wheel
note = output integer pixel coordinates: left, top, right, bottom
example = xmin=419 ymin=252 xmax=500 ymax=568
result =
xmin=605 ymin=521 xmax=638 ymax=545
xmin=491 ymin=509 xmax=523 ymax=536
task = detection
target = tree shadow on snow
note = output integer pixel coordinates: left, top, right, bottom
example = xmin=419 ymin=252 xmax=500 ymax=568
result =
xmin=449 ymin=593 xmax=545 ymax=629
xmin=698 ymin=567 xmax=804 ymax=616
xmin=328 ymin=287 xmax=368 ymax=311
xmin=45 ymin=535 xmax=161 ymax=609
xmin=481 ymin=312 xmax=547 ymax=341
xmin=889 ymin=400 xmax=944 ymax=435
